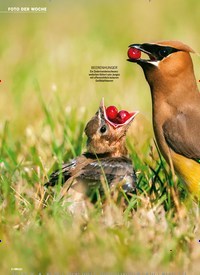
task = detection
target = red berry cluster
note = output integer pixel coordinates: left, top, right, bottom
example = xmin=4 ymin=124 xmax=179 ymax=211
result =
xmin=106 ymin=106 xmax=131 ymax=124
xmin=127 ymin=47 xmax=141 ymax=60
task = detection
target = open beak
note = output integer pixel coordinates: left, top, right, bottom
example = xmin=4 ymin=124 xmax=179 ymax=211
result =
xmin=127 ymin=42 xmax=180 ymax=66
xmin=127 ymin=43 xmax=158 ymax=64
xmin=100 ymin=98 xmax=139 ymax=128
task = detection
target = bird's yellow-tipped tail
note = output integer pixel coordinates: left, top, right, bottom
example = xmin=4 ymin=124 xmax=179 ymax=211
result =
xmin=171 ymin=151 xmax=200 ymax=198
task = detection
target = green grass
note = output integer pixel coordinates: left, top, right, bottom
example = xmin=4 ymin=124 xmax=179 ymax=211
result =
xmin=0 ymin=93 xmax=199 ymax=274
xmin=0 ymin=0 xmax=200 ymax=273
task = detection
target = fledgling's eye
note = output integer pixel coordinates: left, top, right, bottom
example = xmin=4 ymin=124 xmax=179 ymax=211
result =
xmin=99 ymin=125 xmax=107 ymax=134
xmin=158 ymin=48 xmax=171 ymax=58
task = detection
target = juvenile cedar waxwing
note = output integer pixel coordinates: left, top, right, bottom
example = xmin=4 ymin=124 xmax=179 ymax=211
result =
xmin=128 ymin=40 xmax=200 ymax=198
xmin=45 ymin=99 xmax=138 ymax=213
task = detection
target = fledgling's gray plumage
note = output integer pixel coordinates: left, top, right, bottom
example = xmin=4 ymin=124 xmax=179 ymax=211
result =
xmin=45 ymin=102 xmax=138 ymax=214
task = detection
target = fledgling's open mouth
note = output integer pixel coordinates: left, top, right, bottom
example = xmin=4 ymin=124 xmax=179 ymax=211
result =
xmin=101 ymin=98 xmax=139 ymax=128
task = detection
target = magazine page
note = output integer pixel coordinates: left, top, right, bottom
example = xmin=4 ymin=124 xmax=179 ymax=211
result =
xmin=0 ymin=0 xmax=199 ymax=274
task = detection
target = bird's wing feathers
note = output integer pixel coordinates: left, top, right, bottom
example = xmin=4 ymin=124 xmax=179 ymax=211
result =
xmin=80 ymin=157 xmax=135 ymax=182
xmin=45 ymin=155 xmax=136 ymax=191
xmin=45 ymin=155 xmax=88 ymax=187
xmin=78 ymin=157 xmax=136 ymax=192
xmin=163 ymin=111 xmax=200 ymax=160
xmin=45 ymin=160 xmax=76 ymax=186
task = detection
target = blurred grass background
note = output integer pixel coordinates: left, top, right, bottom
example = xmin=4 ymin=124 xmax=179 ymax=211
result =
xmin=0 ymin=0 xmax=200 ymax=273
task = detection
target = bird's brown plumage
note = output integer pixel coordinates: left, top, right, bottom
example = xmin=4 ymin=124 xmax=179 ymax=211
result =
xmin=128 ymin=40 xmax=200 ymax=197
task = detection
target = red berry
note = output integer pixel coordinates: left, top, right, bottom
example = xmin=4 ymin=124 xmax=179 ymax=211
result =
xmin=127 ymin=47 xmax=141 ymax=60
xmin=116 ymin=110 xmax=130 ymax=124
xmin=106 ymin=106 xmax=118 ymax=120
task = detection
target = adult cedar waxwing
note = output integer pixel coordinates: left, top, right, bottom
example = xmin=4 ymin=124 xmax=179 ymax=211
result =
xmin=45 ymin=99 xmax=138 ymax=213
xmin=128 ymin=40 xmax=200 ymax=198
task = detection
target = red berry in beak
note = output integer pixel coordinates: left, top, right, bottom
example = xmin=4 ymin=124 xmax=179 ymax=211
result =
xmin=116 ymin=110 xmax=131 ymax=124
xmin=106 ymin=106 xmax=118 ymax=121
xmin=127 ymin=47 xmax=141 ymax=60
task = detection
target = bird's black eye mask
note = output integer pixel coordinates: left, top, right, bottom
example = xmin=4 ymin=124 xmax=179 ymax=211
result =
xmin=141 ymin=44 xmax=179 ymax=61
xmin=128 ymin=43 xmax=180 ymax=63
